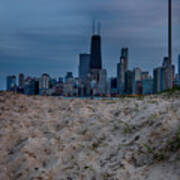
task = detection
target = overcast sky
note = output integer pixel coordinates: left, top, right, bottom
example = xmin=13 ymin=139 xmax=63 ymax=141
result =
xmin=0 ymin=0 xmax=180 ymax=89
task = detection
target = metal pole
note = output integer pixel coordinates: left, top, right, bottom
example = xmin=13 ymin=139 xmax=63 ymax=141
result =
xmin=169 ymin=0 xmax=172 ymax=65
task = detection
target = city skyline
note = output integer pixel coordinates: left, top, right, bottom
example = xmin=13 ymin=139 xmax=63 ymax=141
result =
xmin=0 ymin=0 xmax=180 ymax=90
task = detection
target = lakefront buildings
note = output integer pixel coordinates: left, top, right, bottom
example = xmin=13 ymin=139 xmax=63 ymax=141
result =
xmin=5 ymin=1 xmax=180 ymax=97
xmin=5 ymin=28 xmax=180 ymax=97
xmin=6 ymin=46 xmax=180 ymax=97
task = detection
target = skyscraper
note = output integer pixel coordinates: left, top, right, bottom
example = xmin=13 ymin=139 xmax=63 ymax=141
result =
xmin=153 ymin=67 xmax=166 ymax=93
xmin=121 ymin=48 xmax=128 ymax=71
xmin=117 ymin=48 xmax=129 ymax=94
xmin=131 ymin=68 xmax=142 ymax=95
xmin=90 ymin=34 xmax=102 ymax=70
xmin=98 ymin=69 xmax=107 ymax=95
xmin=162 ymin=57 xmax=175 ymax=90
xmin=90 ymin=21 xmax=102 ymax=71
xmin=153 ymin=67 xmax=161 ymax=94
xmin=79 ymin=54 xmax=90 ymax=82
xmin=117 ymin=59 xmax=125 ymax=94
xmin=88 ymin=21 xmax=107 ymax=96
xmin=125 ymin=70 xmax=133 ymax=95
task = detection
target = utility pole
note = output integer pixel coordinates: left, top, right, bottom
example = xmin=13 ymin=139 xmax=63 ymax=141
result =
xmin=168 ymin=0 xmax=172 ymax=65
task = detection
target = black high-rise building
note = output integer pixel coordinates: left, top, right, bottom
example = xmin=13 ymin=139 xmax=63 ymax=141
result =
xmin=90 ymin=34 xmax=102 ymax=70
xmin=121 ymin=48 xmax=128 ymax=72
xmin=121 ymin=48 xmax=128 ymax=59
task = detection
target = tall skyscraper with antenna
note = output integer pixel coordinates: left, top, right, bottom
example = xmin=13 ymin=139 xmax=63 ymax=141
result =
xmin=90 ymin=21 xmax=102 ymax=70
xmin=88 ymin=21 xmax=107 ymax=96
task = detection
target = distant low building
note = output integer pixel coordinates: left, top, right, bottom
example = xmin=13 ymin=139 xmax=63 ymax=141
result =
xmin=110 ymin=77 xmax=117 ymax=95
xmin=135 ymin=81 xmax=143 ymax=95
xmin=39 ymin=73 xmax=50 ymax=95
xmin=65 ymin=72 xmax=73 ymax=82
xmin=18 ymin=73 xmax=25 ymax=89
xmin=63 ymin=76 xmax=78 ymax=96
xmin=24 ymin=77 xmax=38 ymax=95
xmin=142 ymin=79 xmax=153 ymax=95
xmin=174 ymin=74 xmax=180 ymax=87
xmin=58 ymin=77 xmax=64 ymax=84
xmin=50 ymin=78 xmax=57 ymax=88
xmin=6 ymin=75 xmax=17 ymax=92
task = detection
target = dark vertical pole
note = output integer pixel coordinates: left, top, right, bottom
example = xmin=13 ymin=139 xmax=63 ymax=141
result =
xmin=93 ymin=19 xmax=95 ymax=35
xmin=169 ymin=0 xmax=172 ymax=65
xmin=168 ymin=0 xmax=173 ymax=89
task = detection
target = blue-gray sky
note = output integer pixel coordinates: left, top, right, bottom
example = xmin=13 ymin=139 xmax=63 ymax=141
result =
xmin=0 ymin=0 xmax=180 ymax=89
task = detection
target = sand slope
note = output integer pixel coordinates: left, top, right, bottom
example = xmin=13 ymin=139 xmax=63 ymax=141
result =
xmin=0 ymin=92 xmax=180 ymax=180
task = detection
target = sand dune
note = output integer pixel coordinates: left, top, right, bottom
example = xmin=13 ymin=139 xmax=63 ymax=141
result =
xmin=0 ymin=92 xmax=180 ymax=180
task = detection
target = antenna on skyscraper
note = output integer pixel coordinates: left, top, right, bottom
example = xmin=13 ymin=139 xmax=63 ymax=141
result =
xmin=97 ymin=22 xmax=101 ymax=35
xmin=92 ymin=19 xmax=96 ymax=35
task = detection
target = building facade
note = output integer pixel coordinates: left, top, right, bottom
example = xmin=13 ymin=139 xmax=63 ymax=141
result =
xmin=132 ymin=68 xmax=142 ymax=94
xmin=39 ymin=73 xmax=50 ymax=95
xmin=153 ymin=67 xmax=162 ymax=93
xmin=90 ymin=35 xmax=102 ymax=70
xmin=6 ymin=75 xmax=16 ymax=91
xmin=125 ymin=70 xmax=133 ymax=95
xmin=79 ymin=54 xmax=90 ymax=83
xmin=18 ymin=73 xmax=25 ymax=89
xmin=142 ymin=79 xmax=153 ymax=95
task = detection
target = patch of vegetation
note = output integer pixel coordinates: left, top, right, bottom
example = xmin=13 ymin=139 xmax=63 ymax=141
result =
xmin=113 ymin=124 xmax=120 ymax=131
xmin=153 ymin=153 xmax=165 ymax=161
xmin=106 ymin=100 xmax=117 ymax=104
xmin=48 ymin=108 xmax=53 ymax=113
xmin=92 ymin=142 xmax=99 ymax=149
xmin=123 ymin=122 xmax=135 ymax=134
xmin=143 ymin=126 xmax=180 ymax=163
xmin=143 ymin=143 xmax=166 ymax=162
xmin=143 ymin=144 xmax=153 ymax=153
xmin=71 ymin=155 xmax=75 ymax=160
xmin=160 ymin=87 xmax=180 ymax=95
xmin=168 ymin=127 xmax=180 ymax=152
xmin=147 ymin=114 xmax=158 ymax=126
xmin=137 ymin=96 xmax=145 ymax=101
xmin=148 ymin=100 xmax=158 ymax=104
xmin=84 ymin=166 xmax=89 ymax=170
xmin=87 ymin=106 xmax=95 ymax=112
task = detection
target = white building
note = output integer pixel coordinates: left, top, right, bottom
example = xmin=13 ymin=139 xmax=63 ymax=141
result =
xmin=39 ymin=73 xmax=50 ymax=95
